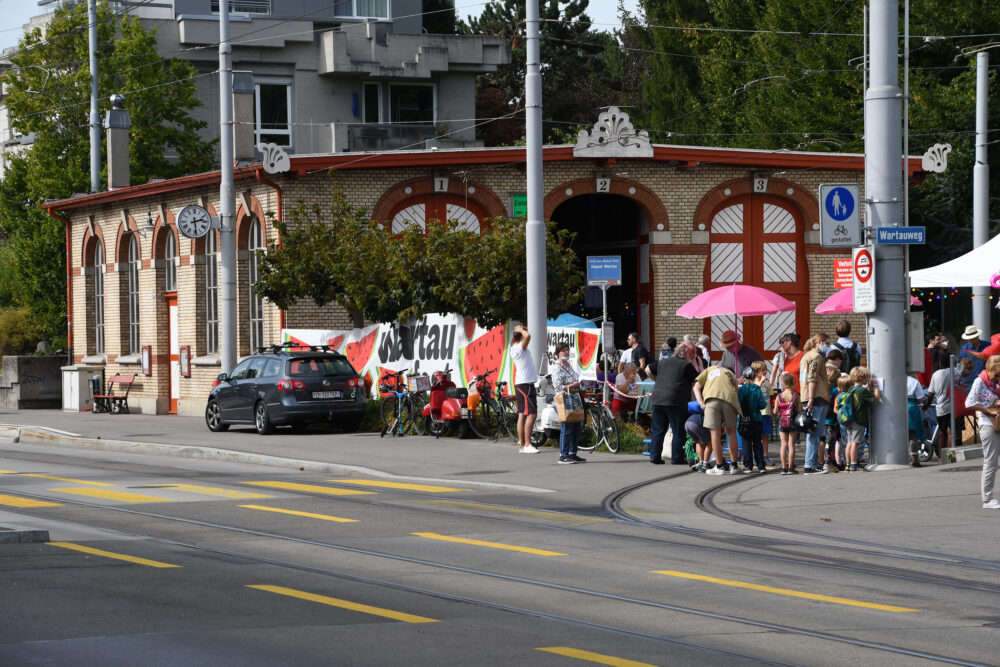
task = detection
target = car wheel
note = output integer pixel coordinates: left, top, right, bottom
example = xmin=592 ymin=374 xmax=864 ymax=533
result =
xmin=254 ymin=401 xmax=275 ymax=435
xmin=205 ymin=401 xmax=229 ymax=432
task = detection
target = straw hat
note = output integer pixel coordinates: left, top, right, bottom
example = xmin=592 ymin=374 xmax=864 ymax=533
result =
xmin=962 ymin=325 xmax=982 ymax=340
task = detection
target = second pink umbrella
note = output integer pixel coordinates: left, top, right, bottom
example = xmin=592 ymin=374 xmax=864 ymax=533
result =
xmin=816 ymin=287 xmax=921 ymax=313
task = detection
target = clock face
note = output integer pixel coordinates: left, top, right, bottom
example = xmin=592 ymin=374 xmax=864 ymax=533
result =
xmin=177 ymin=205 xmax=211 ymax=239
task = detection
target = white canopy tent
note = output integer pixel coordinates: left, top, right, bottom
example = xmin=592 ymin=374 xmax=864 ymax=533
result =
xmin=908 ymin=234 xmax=1000 ymax=287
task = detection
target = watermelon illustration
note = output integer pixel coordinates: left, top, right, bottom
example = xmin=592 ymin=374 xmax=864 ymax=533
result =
xmin=377 ymin=366 xmax=398 ymax=396
xmin=283 ymin=333 xmax=312 ymax=351
xmin=576 ymin=330 xmax=600 ymax=371
xmin=345 ymin=327 xmax=378 ymax=373
xmin=464 ymin=318 xmax=477 ymax=341
xmin=327 ymin=334 xmax=344 ymax=351
xmin=363 ymin=369 xmax=374 ymax=395
xmin=459 ymin=324 xmax=507 ymax=388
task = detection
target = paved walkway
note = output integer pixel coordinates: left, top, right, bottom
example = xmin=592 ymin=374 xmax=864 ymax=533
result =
xmin=1 ymin=407 xmax=996 ymax=560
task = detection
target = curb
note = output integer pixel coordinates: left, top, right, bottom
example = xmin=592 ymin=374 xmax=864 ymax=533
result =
xmin=4 ymin=425 xmax=555 ymax=494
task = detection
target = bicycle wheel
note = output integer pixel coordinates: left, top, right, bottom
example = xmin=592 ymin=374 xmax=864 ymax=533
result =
xmin=380 ymin=395 xmax=413 ymax=436
xmin=380 ymin=395 xmax=399 ymax=431
xmin=599 ymin=406 xmax=620 ymax=453
xmin=499 ymin=395 xmax=518 ymax=439
xmin=469 ymin=397 xmax=502 ymax=441
xmin=409 ymin=393 xmax=428 ymax=435
xmin=577 ymin=406 xmax=600 ymax=451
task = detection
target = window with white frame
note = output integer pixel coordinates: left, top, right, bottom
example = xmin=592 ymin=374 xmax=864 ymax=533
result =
xmin=254 ymin=80 xmax=291 ymax=147
xmin=164 ymin=230 xmax=177 ymax=292
xmin=93 ymin=240 xmax=105 ymax=355
xmin=334 ymin=0 xmax=389 ymax=18
xmin=389 ymin=84 xmax=435 ymax=124
xmin=206 ymin=233 xmax=219 ymax=355
xmin=211 ymin=1 xmax=272 ymax=14
xmin=127 ymin=235 xmax=140 ymax=355
xmin=248 ymin=219 xmax=264 ymax=353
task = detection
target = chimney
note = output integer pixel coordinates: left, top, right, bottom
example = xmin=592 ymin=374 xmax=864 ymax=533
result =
xmin=232 ymin=71 xmax=255 ymax=162
xmin=104 ymin=94 xmax=131 ymax=190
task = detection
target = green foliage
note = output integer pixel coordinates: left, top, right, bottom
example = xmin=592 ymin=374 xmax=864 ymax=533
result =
xmin=0 ymin=306 xmax=49 ymax=356
xmin=459 ymin=0 xmax=627 ymax=145
xmin=622 ymin=0 xmax=1000 ymax=264
xmin=615 ymin=419 xmax=649 ymax=455
xmin=254 ymin=185 xmax=584 ymax=329
xmin=0 ymin=1 xmax=215 ymax=346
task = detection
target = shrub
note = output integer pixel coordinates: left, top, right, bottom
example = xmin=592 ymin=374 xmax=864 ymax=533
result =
xmin=0 ymin=306 xmax=47 ymax=356
xmin=616 ymin=419 xmax=650 ymax=454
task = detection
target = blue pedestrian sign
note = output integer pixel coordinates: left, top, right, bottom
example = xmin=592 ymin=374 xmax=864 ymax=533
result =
xmin=875 ymin=227 xmax=925 ymax=244
xmin=819 ymin=183 xmax=862 ymax=248
xmin=587 ymin=256 xmax=621 ymax=286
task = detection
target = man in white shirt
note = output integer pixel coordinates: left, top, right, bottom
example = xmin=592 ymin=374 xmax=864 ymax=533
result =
xmin=510 ymin=325 xmax=540 ymax=453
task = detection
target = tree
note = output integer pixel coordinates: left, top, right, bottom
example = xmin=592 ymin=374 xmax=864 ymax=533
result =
xmin=423 ymin=0 xmax=457 ymax=35
xmin=254 ymin=186 xmax=584 ymax=330
xmin=0 ymin=1 xmax=215 ymax=348
xmin=459 ymin=0 xmax=626 ymax=145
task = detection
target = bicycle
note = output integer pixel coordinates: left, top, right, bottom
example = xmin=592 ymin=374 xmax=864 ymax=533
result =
xmin=379 ymin=369 xmax=426 ymax=437
xmin=466 ymin=369 xmax=508 ymax=441
xmin=577 ymin=393 xmax=620 ymax=454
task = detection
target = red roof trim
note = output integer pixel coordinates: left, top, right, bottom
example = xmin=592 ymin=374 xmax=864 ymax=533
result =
xmin=44 ymin=146 xmax=923 ymax=211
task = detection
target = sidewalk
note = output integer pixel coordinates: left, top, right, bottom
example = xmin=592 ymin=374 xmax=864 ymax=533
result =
xmin=1 ymin=408 xmax=995 ymax=559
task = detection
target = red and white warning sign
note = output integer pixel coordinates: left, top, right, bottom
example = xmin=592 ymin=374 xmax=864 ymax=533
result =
xmin=833 ymin=259 xmax=853 ymax=289
xmin=852 ymin=245 xmax=876 ymax=313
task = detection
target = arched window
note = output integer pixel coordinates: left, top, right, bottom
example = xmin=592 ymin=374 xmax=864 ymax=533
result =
xmin=247 ymin=219 xmax=264 ymax=352
xmin=93 ymin=240 xmax=105 ymax=355
xmin=206 ymin=232 xmax=219 ymax=354
xmin=164 ymin=230 xmax=177 ymax=292
xmin=389 ymin=195 xmax=486 ymax=234
xmin=127 ymin=235 xmax=140 ymax=354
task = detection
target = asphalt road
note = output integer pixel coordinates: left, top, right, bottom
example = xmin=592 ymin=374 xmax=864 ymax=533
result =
xmin=2 ymin=434 xmax=998 ymax=666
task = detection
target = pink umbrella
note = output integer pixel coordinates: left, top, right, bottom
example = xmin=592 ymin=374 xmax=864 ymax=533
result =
xmin=677 ymin=284 xmax=796 ymax=318
xmin=816 ymin=287 xmax=920 ymax=313
xmin=676 ymin=285 xmax=796 ymax=378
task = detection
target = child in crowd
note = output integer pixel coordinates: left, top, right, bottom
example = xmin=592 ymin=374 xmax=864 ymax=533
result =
xmin=774 ymin=373 xmax=799 ymax=475
xmin=831 ymin=376 xmax=852 ymax=470
xmin=823 ymin=365 xmax=844 ymax=471
xmin=838 ymin=366 xmax=881 ymax=471
xmin=738 ymin=366 xmax=768 ymax=473
xmin=752 ymin=360 xmax=775 ymax=467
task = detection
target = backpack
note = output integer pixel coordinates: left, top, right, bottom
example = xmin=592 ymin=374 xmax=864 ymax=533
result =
xmin=833 ymin=341 xmax=862 ymax=373
xmin=776 ymin=392 xmax=799 ymax=429
xmin=837 ymin=386 xmax=860 ymax=425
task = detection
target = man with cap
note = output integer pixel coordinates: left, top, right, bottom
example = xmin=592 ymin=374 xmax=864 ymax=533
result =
xmin=718 ymin=330 xmax=763 ymax=377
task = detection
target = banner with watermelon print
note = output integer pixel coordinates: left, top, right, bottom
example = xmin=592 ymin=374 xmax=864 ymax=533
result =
xmin=283 ymin=315 xmax=600 ymax=398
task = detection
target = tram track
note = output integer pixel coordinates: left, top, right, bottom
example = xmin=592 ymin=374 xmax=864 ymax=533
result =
xmin=4 ymin=489 xmax=989 ymax=667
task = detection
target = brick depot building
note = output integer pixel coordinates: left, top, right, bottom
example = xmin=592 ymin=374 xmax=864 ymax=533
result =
xmin=46 ymin=113 xmax=925 ymax=415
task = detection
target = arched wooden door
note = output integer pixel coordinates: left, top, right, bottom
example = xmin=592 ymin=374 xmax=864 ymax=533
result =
xmin=703 ymin=195 xmax=809 ymax=360
xmin=389 ymin=194 xmax=489 ymax=234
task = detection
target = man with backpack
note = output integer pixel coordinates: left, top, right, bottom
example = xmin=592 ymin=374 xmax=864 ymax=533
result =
xmin=831 ymin=320 xmax=863 ymax=374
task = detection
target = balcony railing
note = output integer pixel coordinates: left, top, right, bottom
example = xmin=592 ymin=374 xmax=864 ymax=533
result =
xmin=347 ymin=123 xmax=437 ymax=151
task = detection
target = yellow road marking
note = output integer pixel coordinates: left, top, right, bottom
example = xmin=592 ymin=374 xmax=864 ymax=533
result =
xmin=21 ymin=474 xmax=114 ymax=487
xmin=0 ymin=469 xmax=16 ymax=474
xmin=329 ymin=479 xmax=470 ymax=493
xmin=156 ymin=484 xmax=271 ymax=500
xmin=239 ymin=505 xmax=357 ymax=523
xmin=248 ymin=585 xmax=437 ymax=623
xmin=651 ymin=570 xmax=919 ymax=612
xmin=241 ymin=481 xmax=374 ymax=496
xmin=412 ymin=532 xmax=565 ymax=556
xmin=0 ymin=493 xmax=61 ymax=508
xmin=425 ymin=499 xmax=611 ymax=523
xmin=49 ymin=542 xmax=180 ymax=568
xmin=51 ymin=487 xmax=169 ymax=503
xmin=537 ymin=647 xmax=656 ymax=667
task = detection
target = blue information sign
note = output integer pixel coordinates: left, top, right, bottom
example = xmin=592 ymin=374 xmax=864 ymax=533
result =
xmin=875 ymin=227 xmax=926 ymax=244
xmin=587 ymin=255 xmax=621 ymax=286
xmin=824 ymin=186 xmax=856 ymax=222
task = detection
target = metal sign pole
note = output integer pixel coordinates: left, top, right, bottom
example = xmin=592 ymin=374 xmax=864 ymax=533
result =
xmin=602 ymin=282 xmax=609 ymax=405
xmin=948 ymin=354 xmax=956 ymax=458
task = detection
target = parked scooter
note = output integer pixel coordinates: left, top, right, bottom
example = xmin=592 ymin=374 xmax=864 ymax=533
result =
xmin=530 ymin=374 xmax=561 ymax=447
xmin=421 ymin=365 xmax=472 ymax=438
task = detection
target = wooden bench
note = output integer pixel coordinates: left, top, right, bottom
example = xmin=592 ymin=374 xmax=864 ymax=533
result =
xmin=92 ymin=374 xmax=138 ymax=414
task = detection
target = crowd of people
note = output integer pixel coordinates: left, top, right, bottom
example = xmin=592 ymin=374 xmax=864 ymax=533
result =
xmin=510 ymin=321 xmax=1000 ymax=509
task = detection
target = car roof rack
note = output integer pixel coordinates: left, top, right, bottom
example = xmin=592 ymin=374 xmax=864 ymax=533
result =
xmin=255 ymin=342 xmax=345 ymax=356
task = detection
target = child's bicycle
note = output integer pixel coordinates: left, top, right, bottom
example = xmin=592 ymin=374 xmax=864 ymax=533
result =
xmin=379 ymin=369 xmax=427 ymax=437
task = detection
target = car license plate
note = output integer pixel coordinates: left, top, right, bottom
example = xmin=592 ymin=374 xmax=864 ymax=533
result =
xmin=312 ymin=391 xmax=341 ymax=399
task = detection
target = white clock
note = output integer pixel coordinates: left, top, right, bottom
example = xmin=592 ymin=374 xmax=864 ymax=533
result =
xmin=176 ymin=204 xmax=212 ymax=239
